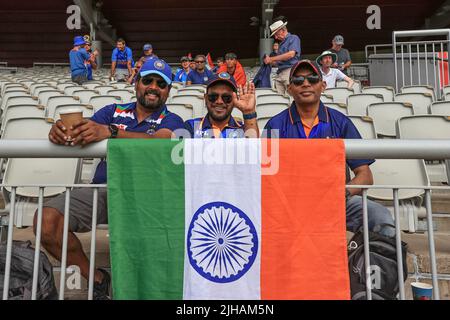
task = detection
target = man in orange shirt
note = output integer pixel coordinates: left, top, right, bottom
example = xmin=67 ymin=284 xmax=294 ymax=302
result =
xmin=217 ymin=52 xmax=247 ymax=86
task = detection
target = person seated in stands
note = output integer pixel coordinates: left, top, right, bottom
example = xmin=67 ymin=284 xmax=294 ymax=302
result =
xmin=216 ymin=52 xmax=247 ymax=87
xmin=186 ymin=54 xmax=214 ymax=85
xmin=110 ymin=38 xmax=134 ymax=82
xmin=174 ymin=56 xmax=191 ymax=84
xmin=316 ymin=50 xmax=354 ymax=89
xmin=212 ymin=57 xmax=224 ymax=73
xmin=263 ymin=60 xmax=395 ymax=237
xmin=127 ymin=58 xmax=145 ymax=84
xmin=69 ymin=36 xmax=95 ymax=85
xmin=83 ymin=36 xmax=99 ymax=81
xmin=35 ymin=58 xmax=185 ymax=300
xmin=139 ymin=43 xmax=157 ymax=63
xmin=189 ymin=58 xmax=196 ymax=71
xmin=330 ymin=35 xmax=352 ymax=75
xmin=184 ymin=73 xmax=258 ymax=138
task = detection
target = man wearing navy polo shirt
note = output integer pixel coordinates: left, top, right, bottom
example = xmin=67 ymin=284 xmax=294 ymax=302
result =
xmin=263 ymin=18 xmax=301 ymax=95
xmin=186 ymin=54 xmax=214 ymax=85
xmin=37 ymin=58 xmax=184 ymax=300
xmin=110 ymin=38 xmax=134 ymax=82
xmin=264 ymin=60 xmax=395 ymax=237
xmin=185 ymin=73 xmax=259 ymax=138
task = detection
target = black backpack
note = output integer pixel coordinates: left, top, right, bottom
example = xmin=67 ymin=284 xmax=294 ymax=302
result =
xmin=0 ymin=240 xmax=58 ymax=300
xmin=347 ymin=225 xmax=408 ymax=300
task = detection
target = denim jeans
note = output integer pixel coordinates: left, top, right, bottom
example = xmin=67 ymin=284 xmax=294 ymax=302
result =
xmin=346 ymin=195 xmax=395 ymax=237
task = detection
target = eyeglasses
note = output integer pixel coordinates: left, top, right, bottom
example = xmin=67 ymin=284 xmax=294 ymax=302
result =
xmin=141 ymin=76 xmax=168 ymax=89
xmin=195 ymin=60 xmax=206 ymax=64
xmin=291 ymin=74 xmax=321 ymax=86
xmin=207 ymin=93 xmax=233 ymax=104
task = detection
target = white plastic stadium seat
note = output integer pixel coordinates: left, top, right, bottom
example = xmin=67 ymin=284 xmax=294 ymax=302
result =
xmin=361 ymin=86 xmax=395 ymax=102
xmin=45 ymin=96 xmax=80 ymax=118
xmin=347 ymin=94 xmax=384 ymax=116
xmin=401 ymin=85 xmax=435 ymax=100
xmin=88 ymin=95 xmax=122 ymax=112
xmin=107 ymin=89 xmax=135 ymax=103
xmin=166 ymin=103 xmax=194 ymax=122
xmin=64 ymin=85 xmax=84 ymax=96
xmin=397 ymin=115 xmax=450 ymax=139
xmin=429 ymin=101 xmax=450 ymax=116
xmin=367 ymin=102 xmax=414 ymax=138
xmin=323 ymin=87 xmax=354 ymax=104
xmin=394 ymin=93 xmax=433 ymax=115
xmin=37 ymin=89 xmax=63 ymax=106
xmin=176 ymin=88 xmax=205 ymax=96
xmin=337 ymin=80 xmax=362 ymax=93
xmin=82 ymin=81 xmax=104 ymax=90
xmin=256 ymin=103 xmax=288 ymax=118
xmin=348 ymin=116 xmax=377 ymax=139
xmin=1 ymin=90 xmax=30 ymax=111
xmin=257 ymin=94 xmax=290 ymax=105
xmin=3 ymin=96 xmax=38 ymax=111
xmin=320 ymin=94 xmax=334 ymax=103
xmin=94 ymin=85 xmax=116 ymax=95
xmin=325 ymin=102 xmax=347 ymax=115
xmin=170 ymin=94 xmax=205 ymax=118
xmin=1 ymin=104 xmax=45 ymax=132
xmin=72 ymin=89 xmax=99 ymax=104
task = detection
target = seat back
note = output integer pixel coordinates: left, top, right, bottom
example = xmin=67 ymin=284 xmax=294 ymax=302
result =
xmin=324 ymin=87 xmax=354 ymax=104
xmin=367 ymin=102 xmax=414 ymax=137
xmin=45 ymin=96 xmax=80 ymax=118
xmin=348 ymin=116 xmax=377 ymax=139
xmin=257 ymin=94 xmax=290 ymax=105
xmin=429 ymin=101 xmax=450 ymax=116
xmin=170 ymin=95 xmax=205 ymax=118
xmin=397 ymin=115 xmax=450 ymax=139
xmin=166 ymin=103 xmax=194 ymax=122
xmin=256 ymin=103 xmax=288 ymax=118
xmin=394 ymin=93 xmax=433 ymax=115
xmin=347 ymin=94 xmax=384 ymax=116
xmin=106 ymin=89 xmax=135 ymax=103
xmin=72 ymin=89 xmax=99 ymax=104
xmin=325 ymin=103 xmax=348 ymax=115
xmin=361 ymin=86 xmax=395 ymax=101
xmin=88 ymin=95 xmax=122 ymax=112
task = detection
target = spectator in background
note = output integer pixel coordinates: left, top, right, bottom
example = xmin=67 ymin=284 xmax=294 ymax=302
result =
xmin=270 ymin=42 xmax=279 ymax=57
xmin=69 ymin=36 xmax=93 ymax=85
xmin=269 ymin=42 xmax=280 ymax=89
xmin=83 ymin=37 xmax=99 ymax=81
xmin=329 ymin=35 xmax=352 ymax=75
xmin=186 ymin=54 xmax=214 ymax=85
xmin=174 ymin=56 xmax=191 ymax=84
xmin=263 ymin=18 xmax=301 ymax=95
xmin=184 ymin=73 xmax=259 ymax=138
xmin=127 ymin=58 xmax=145 ymax=84
xmin=216 ymin=52 xmax=247 ymax=87
xmin=189 ymin=58 xmax=196 ymax=71
xmin=110 ymin=38 xmax=134 ymax=82
xmin=140 ymin=43 xmax=157 ymax=62
xmin=212 ymin=57 xmax=224 ymax=73
xmin=316 ymin=50 xmax=354 ymax=89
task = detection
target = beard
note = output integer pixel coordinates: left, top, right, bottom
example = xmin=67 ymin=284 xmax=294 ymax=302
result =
xmin=137 ymin=88 xmax=164 ymax=111
xmin=208 ymin=106 xmax=233 ymax=122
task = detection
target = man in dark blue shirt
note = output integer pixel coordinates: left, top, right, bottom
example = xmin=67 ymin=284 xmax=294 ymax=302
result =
xmin=263 ymin=18 xmax=301 ymax=95
xmin=38 ymin=58 xmax=184 ymax=300
xmin=264 ymin=59 xmax=395 ymax=238
xmin=184 ymin=73 xmax=259 ymax=138
xmin=186 ymin=54 xmax=214 ymax=85
xmin=69 ymin=36 xmax=91 ymax=84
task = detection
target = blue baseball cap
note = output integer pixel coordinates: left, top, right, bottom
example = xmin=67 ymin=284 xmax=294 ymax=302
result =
xmin=73 ymin=36 xmax=86 ymax=46
xmin=206 ymin=72 xmax=237 ymax=92
xmin=139 ymin=58 xmax=172 ymax=85
xmin=143 ymin=43 xmax=153 ymax=51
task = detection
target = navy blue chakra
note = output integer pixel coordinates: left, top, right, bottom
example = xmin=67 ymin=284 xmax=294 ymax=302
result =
xmin=187 ymin=202 xmax=258 ymax=283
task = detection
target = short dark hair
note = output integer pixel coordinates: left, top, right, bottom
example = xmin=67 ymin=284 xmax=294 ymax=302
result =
xmin=225 ymin=52 xmax=237 ymax=60
xmin=117 ymin=38 xmax=126 ymax=44
xmin=216 ymin=57 xmax=224 ymax=63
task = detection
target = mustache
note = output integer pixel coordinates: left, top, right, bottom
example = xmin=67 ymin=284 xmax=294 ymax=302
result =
xmin=144 ymin=89 xmax=160 ymax=98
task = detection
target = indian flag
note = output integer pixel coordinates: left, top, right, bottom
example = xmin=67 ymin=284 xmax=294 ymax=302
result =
xmin=107 ymin=139 xmax=349 ymax=300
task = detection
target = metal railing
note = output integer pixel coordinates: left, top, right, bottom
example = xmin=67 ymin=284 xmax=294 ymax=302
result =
xmin=0 ymin=62 xmax=8 ymax=67
xmin=1 ymin=139 xmax=450 ymax=300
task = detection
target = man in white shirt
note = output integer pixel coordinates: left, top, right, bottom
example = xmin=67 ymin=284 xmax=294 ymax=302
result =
xmin=316 ymin=50 xmax=354 ymax=89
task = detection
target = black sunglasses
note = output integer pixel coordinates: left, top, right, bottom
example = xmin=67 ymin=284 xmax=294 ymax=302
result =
xmin=141 ymin=76 xmax=168 ymax=89
xmin=291 ymin=74 xmax=321 ymax=86
xmin=195 ymin=60 xmax=206 ymax=63
xmin=207 ymin=93 xmax=233 ymax=104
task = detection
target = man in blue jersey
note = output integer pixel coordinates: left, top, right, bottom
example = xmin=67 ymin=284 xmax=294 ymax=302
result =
xmin=110 ymin=38 xmax=134 ymax=82
xmin=174 ymin=56 xmax=191 ymax=84
xmin=263 ymin=60 xmax=395 ymax=238
xmin=69 ymin=36 xmax=93 ymax=84
xmin=186 ymin=54 xmax=214 ymax=85
xmin=84 ymin=37 xmax=99 ymax=81
xmin=139 ymin=43 xmax=157 ymax=63
xmin=184 ymin=73 xmax=259 ymax=138
xmin=36 ymin=58 xmax=184 ymax=300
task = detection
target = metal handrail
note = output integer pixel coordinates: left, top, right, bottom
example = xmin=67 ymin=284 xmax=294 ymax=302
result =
xmin=0 ymin=139 xmax=449 ymax=159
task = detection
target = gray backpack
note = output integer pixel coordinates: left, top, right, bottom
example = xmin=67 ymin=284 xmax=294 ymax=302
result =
xmin=0 ymin=240 xmax=58 ymax=300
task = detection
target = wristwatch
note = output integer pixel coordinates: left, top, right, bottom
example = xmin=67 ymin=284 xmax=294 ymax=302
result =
xmin=243 ymin=112 xmax=257 ymax=120
xmin=109 ymin=124 xmax=119 ymax=138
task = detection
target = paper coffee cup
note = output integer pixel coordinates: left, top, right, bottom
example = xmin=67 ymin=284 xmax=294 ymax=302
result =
xmin=59 ymin=108 xmax=83 ymax=141
xmin=411 ymin=282 xmax=433 ymax=300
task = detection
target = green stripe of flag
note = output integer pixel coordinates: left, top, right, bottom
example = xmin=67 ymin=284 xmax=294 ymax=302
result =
xmin=107 ymin=139 xmax=185 ymax=299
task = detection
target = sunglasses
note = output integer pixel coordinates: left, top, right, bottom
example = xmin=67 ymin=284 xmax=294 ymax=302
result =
xmin=207 ymin=93 xmax=233 ymax=104
xmin=195 ymin=60 xmax=206 ymax=63
xmin=291 ymin=74 xmax=321 ymax=86
xmin=141 ymin=76 xmax=168 ymax=89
